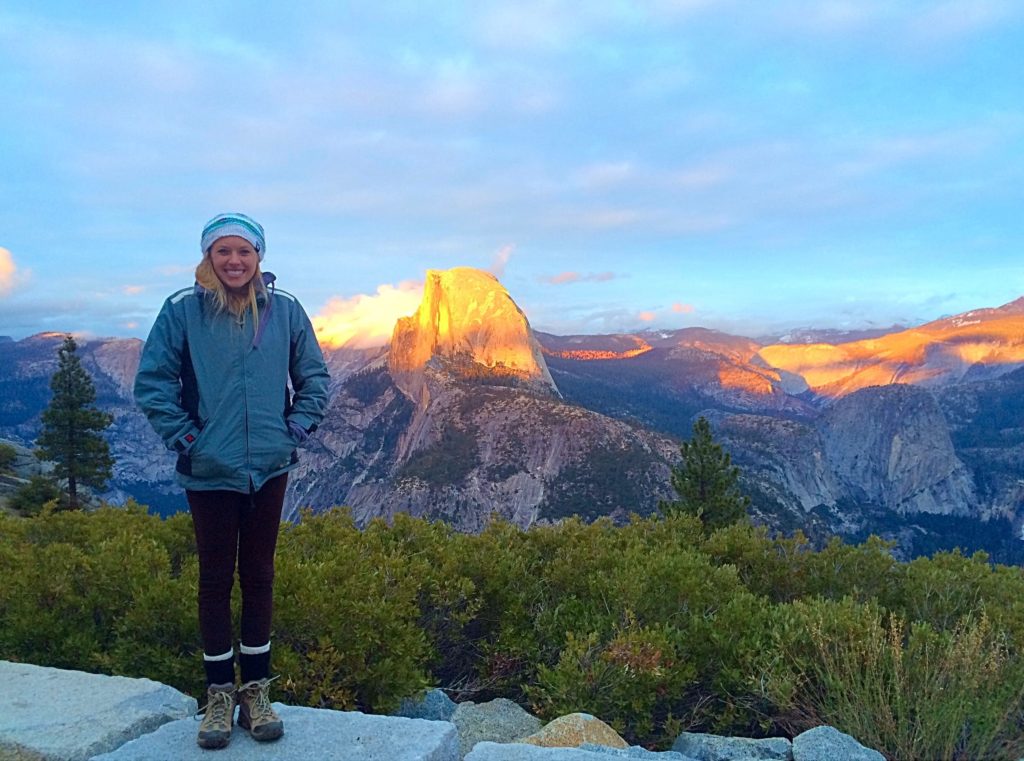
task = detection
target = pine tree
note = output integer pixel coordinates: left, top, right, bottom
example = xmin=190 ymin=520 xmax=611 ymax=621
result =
xmin=659 ymin=416 xmax=750 ymax=532
xmin=36 ymin=335 xmax=114 ymax=510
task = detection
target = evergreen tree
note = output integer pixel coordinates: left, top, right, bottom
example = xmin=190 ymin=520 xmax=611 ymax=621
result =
xmin=659 ymin=416 xmax=750 ymax=531
xmin=36 ymin=335 xmax=114 ymax=509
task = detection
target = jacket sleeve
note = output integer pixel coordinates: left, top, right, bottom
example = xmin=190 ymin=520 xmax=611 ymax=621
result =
xmin=133 ymin=298 xmax=203 ymax=452
xmin=286 ymin=300 xmax=330 ymax=433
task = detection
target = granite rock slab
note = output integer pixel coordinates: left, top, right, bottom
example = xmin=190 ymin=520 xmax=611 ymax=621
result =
xmin=91 ymin=705 xmax=459 ymax=761
xmin=452 ymin=697 xmax=543 ymax=757
xmin=0 ymin=660 xmax=195 ymax=761
xmin=467 ymin=743 xmax=666 ymax=761
xmin=792 ymin=726 xmax=884 ymax=761
xmin=579 ymin=742 xmax=694 ymax=759
xmin=396 ymin=688 xmax=459 ymax=722
xmin=671 ymin=732 xmax=792 ymax=761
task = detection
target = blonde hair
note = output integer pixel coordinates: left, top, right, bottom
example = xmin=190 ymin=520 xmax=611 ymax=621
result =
xmin=195 ymin=254 xmax=266 ymax=331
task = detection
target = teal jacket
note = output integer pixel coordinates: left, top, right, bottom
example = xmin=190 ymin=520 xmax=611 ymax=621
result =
xmin=134 ymin=275 xmax=330 ymax=493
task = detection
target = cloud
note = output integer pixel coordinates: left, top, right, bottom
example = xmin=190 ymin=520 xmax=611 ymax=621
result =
xmin=638 ymin=311 xmax=657 ymax=322
xmin=909 ymin=0 xmax=1018 ymax=43
xmin=672 ymin=302 xmax=695 ymax=313
xmin=122 ymin=285 xmax=146 ymax=295
xmin=155 ymin=264 xmax=195 ymax=277
xmin=0 ymin=247 xmax=29 ymax=295
xmin=540 ymin=271 xmax=617 ymax=285
xmin=489 ymin=244 xmax=515 ymax=278
xmin=311 ymin=281 xmax=423 ymax=349
xmin=573 ymin=162 xmax=635 ymax=190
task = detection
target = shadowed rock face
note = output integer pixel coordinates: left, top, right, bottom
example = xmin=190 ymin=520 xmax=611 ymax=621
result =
xmin=821 ymin=384 xmax=976 ymax=516
xmin=389 ymin=268 xmax=557 ymax=404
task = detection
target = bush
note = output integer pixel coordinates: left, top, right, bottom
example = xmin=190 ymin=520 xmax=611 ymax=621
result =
xmin=0 ymin=442 xmax=16 ymax=473
xmin=7 ymin=475 xmax=64 ymax=514
xmin=771 ymin=597 xmax=1024 ymax=761
xmin=4 ymin=505 xmax=1024 ymax=757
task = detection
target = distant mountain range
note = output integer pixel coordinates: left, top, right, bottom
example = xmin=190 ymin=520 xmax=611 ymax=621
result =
xmin=2 ymin=272 xmax=1022 ymax=559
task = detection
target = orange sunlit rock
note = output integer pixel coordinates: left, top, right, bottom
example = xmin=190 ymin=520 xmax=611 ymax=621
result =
xmin=716 ymin=365 xmax=778 ymax=395
xmin=388 ymin=267 xmax=558 ymax=400
xmin=758 ymin=311 xmax=1024 ymax=396
xmin=543 ymin=337 xmax=654 ymax=361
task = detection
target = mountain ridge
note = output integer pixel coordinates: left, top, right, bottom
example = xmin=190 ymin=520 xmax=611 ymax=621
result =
xmin=2 ymin=275 xmax=1023 ymax=558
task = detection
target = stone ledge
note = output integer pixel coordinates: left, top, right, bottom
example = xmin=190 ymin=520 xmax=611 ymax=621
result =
xmin=0 ymin=660 xmax=196 ymax=761
xmin=91 ymin=705 xmax=460 ymax=761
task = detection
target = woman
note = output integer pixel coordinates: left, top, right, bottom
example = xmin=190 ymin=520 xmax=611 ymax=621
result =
xmin=134 ymin=213 xmax=329 ymax=749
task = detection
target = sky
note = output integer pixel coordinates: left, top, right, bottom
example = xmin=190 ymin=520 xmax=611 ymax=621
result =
xmin=1 ymin=1 xmax=1023 ymax=345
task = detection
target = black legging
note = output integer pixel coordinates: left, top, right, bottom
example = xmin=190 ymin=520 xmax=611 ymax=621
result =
xmin=186 ymin=473 xmax=288 ymax=656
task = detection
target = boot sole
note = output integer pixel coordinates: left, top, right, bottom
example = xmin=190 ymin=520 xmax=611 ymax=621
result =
xmin=197 ymin=730 xmax=231 ymax=749
xmin=238 ymin=713 xmax=284 ymax=742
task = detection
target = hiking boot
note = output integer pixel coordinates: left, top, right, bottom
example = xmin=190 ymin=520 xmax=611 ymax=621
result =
xmin=237 ymin=677 xmax=284 ymax=742
xmin=196 ymin=684 xmax=236 ymax=749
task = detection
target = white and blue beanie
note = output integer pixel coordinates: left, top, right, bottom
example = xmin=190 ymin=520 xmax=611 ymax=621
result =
xmin=201 ymin=213 xmax=266 ymax=261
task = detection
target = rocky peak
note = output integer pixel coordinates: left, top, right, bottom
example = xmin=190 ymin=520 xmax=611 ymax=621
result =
xmin=388 ymin=267 xmax=557 ymax=402
xmin=820 ymin=384 xmax=976 ymax=515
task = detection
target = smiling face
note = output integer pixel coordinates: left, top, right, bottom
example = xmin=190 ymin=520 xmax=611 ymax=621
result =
xmin=208 ymin=235 xmax=257 ymax=293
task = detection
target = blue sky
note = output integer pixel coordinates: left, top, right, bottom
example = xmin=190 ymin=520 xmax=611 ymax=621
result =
xmin=1 ymin=1 xmax=1023 ymax=343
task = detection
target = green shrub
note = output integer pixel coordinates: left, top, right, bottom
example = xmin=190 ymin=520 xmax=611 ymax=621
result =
xmin=4 ymin=503 xmax=1024 ymax=755
xmin=7 ymin=475 xmax=64 ymax=514
xmin=0 ymin=442 xmax=16 ymax=473
xmin=770 ymin=597 xmax=1024 ymax=761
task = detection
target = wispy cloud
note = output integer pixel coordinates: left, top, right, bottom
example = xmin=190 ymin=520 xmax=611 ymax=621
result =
xmin=541 ymin=271 xmax=618 ymax=285
xmin=909 ymin=0 xmax=1019 ymax=43
xmin=155 ymin=264 xmax=195 ymax=277
xmin=0 ymin=248 xmax=28 ymax=295
xmin=122 ymin=284 xmax=146 ymax=296
xmin=573 ymin=161 xmax=635 ymax=190
xmin=638 ymin=310 xmax=657 ymax=322
xmin=489 ymin=244 xmax=515 ymax=278
xmin=673 ymin=302 xmax=696 ymax=314
xmin=311 ymin=281 xmax=423 ymax=349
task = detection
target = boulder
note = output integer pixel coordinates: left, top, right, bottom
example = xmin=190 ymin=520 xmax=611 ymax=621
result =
xmin=451 ymin=697 xmax=543 ymax=758
xmin=91 ymin=706 xmax=459 ymax=760
xmin=0 ymin=660 xmax=195 ymax=761
xmin=395 ymin=688 xmax=458 ymax=722
xmin=579 ymin=743 xmax=693 ymax=758
xmin=792 ymin=726 xmax=884 ymax=761
xmin=671 ymin=732 xmax=792 ymax=760
xmin=466 ymin=743 xmax=657 ymax=761
xmin=521 ymin=713 xmax=629 ymax=749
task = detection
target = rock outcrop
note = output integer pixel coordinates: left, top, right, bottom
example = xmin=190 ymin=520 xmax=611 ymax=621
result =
xmin=451 ymin=697 xmax=543 ymax=758
xmin=757 ymin=297 xmax=1024 ymax=397
xmin=0 ymin=661 xmax=195 ymax=761
xmin=389 ymin=267 xmax=558 ymax=404
xmin=0 ymin=661 xmax=890 ymax=761
xmin=92 ymin=706 xmax=459 ymax=761
xmin=521 ymin=713 xmax=628 ymax=749
xmin=820 ymin=384 xmax=976 ymax=516
xmin=4 ymin=290 xmax=1024 ymax=556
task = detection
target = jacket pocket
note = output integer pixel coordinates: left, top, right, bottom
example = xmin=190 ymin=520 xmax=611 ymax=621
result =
xmin=250 ymin=414 xmax=297 ymax=474
xmin=185 ymin=419 xmax=238 ymax=480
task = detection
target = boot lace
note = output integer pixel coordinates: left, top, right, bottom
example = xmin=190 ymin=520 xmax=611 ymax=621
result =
xmin=197 ymin=687 xmax=235 ymax=729
xmin=240 ymin=675 xmax=280 ymax=721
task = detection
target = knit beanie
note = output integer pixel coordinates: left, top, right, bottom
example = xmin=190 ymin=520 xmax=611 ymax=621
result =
xmin=201 ymin=213 xmax=266 ymax=260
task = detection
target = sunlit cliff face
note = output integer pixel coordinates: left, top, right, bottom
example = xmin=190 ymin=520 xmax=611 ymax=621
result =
xmin=387 ymin=267 xmax=558 ymax=400
xmin=390 ymin=268 xmax=546 ymax=374
xmin=716 ymin=364 xmax=780 ymax=395
xmin=542 ymin=337 xmax=654 ymax=361
xmin=758 ymin=312 xmax=1024 ymax=397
